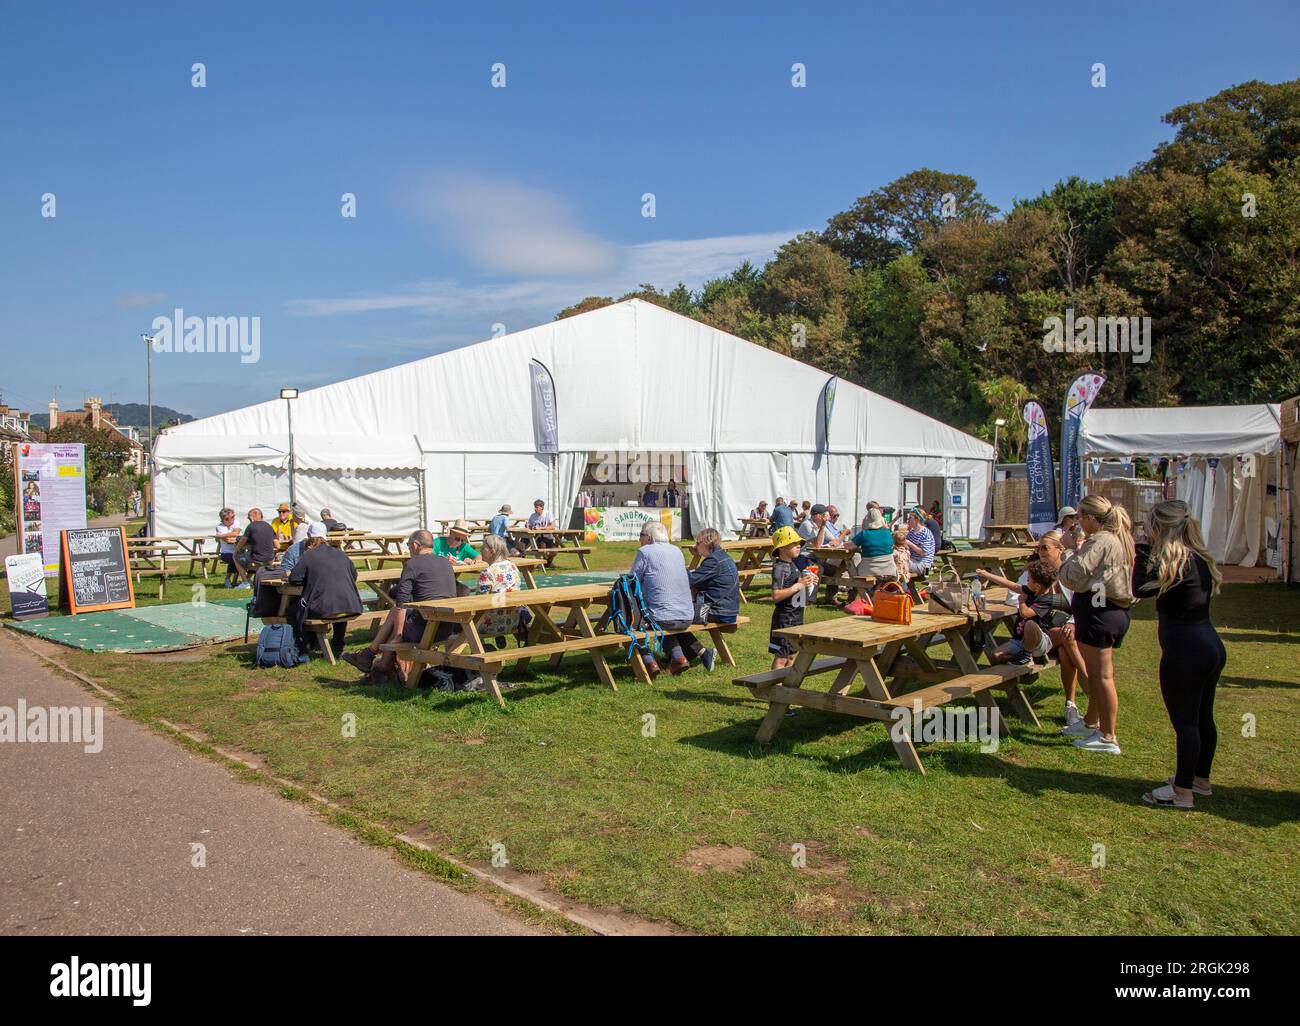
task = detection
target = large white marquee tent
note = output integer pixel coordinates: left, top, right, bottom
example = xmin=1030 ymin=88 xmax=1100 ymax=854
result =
xmin=1079 ymin=403 xmax=1282 ymax=569
xmin=153 ymin=300 xmax=994 ymax=539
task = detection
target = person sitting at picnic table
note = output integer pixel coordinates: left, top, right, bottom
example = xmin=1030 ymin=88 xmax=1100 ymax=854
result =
xmin=769 ymin=496 xmax=794 ymax=530
xmin=824 ymin=504 xmax=842 ymax=538
xmin=475 ymin=534 xmax=530 ymax=652
xmin=680 ymin=527 xmax=740 ymax=672
xmin=903 ymin=508 xmax=936 ymax=576
xmin=527 ymin=499 xmax=558 ymax=566
xmin=270 ymin=503 xmax=297 ymax=546
xmin=749 ymin=500 xmax=769 ymax=521
xmin=344 ymin=529 xmax=456 ymax=684
xmin=797 ymin=503 xmax=834 ymax=555
xmin=232 ymin=507 xmax=277 ymax=589
xmin=642 ymin=484 xmax=659 ymax=507
xmin=214 ymin=507 xmax=242 ymax=587
xmin=891 ymin=526 xmax=912 ymax=582
xmin=280 ymin=527 xmax=309 ymax=573
xmin=845 ymin=506 xmax=896 ymax=580
xmin=630 ymin=521 xmax=699 ymax=678
xmin=489 ymin=504 xmax=512 ymax=537
xmin=977 ymin=560 xmax=1072 ymax=667
xmin=286 ymin=522 xmax=363 ymax=657
xmin=860 ymin=500 xmax=883 ymax=530
xmin=319 ymin=507 xmax=350 ymax=532
xmin=915 ymin=505 xmax=943 ymax=552
xmin=431 ymin=519 xmax=479 ymax=563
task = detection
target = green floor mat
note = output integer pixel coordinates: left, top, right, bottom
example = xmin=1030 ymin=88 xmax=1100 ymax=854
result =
xmin=5 ymin=599 xmax=261 ymax=654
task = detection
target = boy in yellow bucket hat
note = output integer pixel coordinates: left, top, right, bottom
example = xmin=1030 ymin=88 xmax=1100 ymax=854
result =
xmin=768 ymin=526 xmax=815 ymax=671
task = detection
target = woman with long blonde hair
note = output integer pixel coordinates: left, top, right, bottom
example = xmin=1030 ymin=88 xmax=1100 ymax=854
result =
xmin=1134 ymin=500 xmax=1226 ymax=809
xmin=1059 ymin=494 xmax=1136 ymax=754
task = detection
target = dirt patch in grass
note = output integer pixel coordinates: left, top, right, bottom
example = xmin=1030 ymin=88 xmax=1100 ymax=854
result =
xmin=682 ymin=843 xmax=757 ymax=874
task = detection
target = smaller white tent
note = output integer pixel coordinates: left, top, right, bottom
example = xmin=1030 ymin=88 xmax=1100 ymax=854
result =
xmin=1079 ymin=404 xmax=1282 ymax=568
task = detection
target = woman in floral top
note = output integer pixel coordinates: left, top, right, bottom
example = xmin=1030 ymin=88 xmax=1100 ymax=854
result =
xmin=476 ymin=534 xmax=525 ymax=643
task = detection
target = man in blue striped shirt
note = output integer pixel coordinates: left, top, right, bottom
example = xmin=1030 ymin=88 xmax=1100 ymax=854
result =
xmin=904 ymin=509 xmax=936 ymax=575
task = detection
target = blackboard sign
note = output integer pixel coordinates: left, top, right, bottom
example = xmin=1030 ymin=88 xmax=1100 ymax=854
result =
xmin=60 ymin=526 xmax=136 ymax=615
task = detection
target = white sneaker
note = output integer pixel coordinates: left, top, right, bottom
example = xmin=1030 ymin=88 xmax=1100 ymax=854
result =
xmin=1063 ymin=701 xmax=1082 ymax=728
xmin=1074 ymin=731 xmax=1121 ymax=754
xmin=1061 ymin=719 xmax=1096 ymax=737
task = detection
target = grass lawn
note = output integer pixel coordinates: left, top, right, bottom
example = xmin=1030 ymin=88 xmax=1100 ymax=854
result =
xmin=5 ymin=540 xmax=1299 ymax=934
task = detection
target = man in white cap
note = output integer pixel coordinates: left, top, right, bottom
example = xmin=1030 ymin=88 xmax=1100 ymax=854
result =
xmin=286 ymin=522 xmax=363 ymax=657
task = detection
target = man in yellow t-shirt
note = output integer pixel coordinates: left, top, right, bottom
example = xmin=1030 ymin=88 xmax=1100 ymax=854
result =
xmin=271 ymin=503 xmax=296 ymax=546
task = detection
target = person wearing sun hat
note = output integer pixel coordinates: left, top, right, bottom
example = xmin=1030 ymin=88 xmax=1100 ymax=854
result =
xmin=847 ymin=505 xmax=897 ymax=579
xmin=768 ymin=525 xmax=814 ymax=671
xmin=431 ymin=518 xmax=479 ymax=564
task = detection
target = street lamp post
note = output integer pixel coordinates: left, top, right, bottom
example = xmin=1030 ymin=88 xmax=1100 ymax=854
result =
xmin=280 ymin=388 xmax=299 ymax=506
xmin=140 ymin=333 xmax=157 ymax=532
xmin=988 ymin=417 xmax=1008 ymax=536
xmin=993 ymin=417 xmax=1007 ymax=462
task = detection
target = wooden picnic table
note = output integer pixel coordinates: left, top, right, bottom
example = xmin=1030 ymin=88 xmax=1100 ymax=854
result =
xmin=390 ymin=583 xmax=617 ymax=706
xmin=141 ymin=534 xmax=213 ymax=577
xmin=944 ymin=545 xmax=1036 ymax=578
xmin=808 ymin=545 xmax=876 ymax=604
xmin=683 ymin=537 xmax=772 ymax=604
xmin=984 ymin=523 xmax=1036 ymax=545
xmin=733 ymin=595 xmax=1040 ymax=773
xmin=738 ymin=517 xmax=771 ymax=538
xmin=508 ymin=527 xmax=592 ymax=570
xmin=259 ymin=557 xmax=546 ymax=661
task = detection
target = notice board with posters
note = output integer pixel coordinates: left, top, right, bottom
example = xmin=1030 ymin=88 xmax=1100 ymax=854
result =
xmin=12 ymin=442 xmax=88 ymax=578
xmin=59 ymin=526 xmax=135 ymax=614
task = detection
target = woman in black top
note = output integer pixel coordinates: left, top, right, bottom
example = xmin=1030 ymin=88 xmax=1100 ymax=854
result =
xmin=1134 ymin=500 xmax=1226 ymax=810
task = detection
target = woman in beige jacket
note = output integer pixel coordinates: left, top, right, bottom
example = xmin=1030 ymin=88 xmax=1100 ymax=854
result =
xmin=1058 ymin=494 xmax=1135 ymax=755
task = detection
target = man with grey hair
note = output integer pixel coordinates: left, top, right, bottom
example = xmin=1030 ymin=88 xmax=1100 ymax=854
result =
xmin=630 ymin=520 xmax=696 ymax=678
xmin=320 ymin=507 xmax=350 ymax=532
xmin=343 ymin=528 xmax=455 ymax=683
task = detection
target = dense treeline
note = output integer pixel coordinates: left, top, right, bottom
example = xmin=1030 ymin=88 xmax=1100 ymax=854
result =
xmin=558 ymin=80 xmax=1300 ymax=461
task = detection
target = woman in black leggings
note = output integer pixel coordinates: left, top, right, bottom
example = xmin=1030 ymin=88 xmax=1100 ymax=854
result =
xmin=1134 ymin=500 xmax=1226 ymax=810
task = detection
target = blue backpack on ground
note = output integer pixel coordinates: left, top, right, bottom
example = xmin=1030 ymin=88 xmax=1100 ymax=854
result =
xmin=255 ymin=622 xmax=304 ymax=668
xmin=601 ymin=573 xmax=664 ymax=660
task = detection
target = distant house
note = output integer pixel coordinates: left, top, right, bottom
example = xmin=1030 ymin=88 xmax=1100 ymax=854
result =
xmin=36 ymin=397 xmax=146 ymax=473
xmin=0 ymin=403 xmax=33 ymax=443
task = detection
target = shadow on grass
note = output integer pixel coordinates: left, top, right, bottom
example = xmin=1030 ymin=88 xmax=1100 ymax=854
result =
xmin=1215 ymin=632 xmax=1300 ymax=646
xmin=1219 ymin=674 xmax=1300 ymax=690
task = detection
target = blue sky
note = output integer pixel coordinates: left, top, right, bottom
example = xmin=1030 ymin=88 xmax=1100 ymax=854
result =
xmin=1 ymin=0 xmax=1297 ymax=419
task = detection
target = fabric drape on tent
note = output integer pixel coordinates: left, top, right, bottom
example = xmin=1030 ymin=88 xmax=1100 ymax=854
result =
xmin=422 ymin=453 xmax=466 ymax=522
xmin=295 ymin=470 xmax=422 ymax=535
xmin=687 ymin=451 xmax=719 ymax=536
xmin=1225 ymin=461 xmax=1265 ymax=566
xmin=555 ymin=452 xmax=589 ymax=527
xmin=152 ymin=464 xmax=227 ymax=538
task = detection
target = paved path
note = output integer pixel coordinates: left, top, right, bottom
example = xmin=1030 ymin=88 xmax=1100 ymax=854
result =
xmin=0 ymin=632 xmax=539 ymax=935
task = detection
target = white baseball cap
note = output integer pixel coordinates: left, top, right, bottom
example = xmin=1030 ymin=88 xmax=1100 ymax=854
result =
xmin=307 ymin=521 xmax=329 ymax=539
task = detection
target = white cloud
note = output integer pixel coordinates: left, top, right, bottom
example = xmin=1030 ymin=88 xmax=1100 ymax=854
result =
xmin=412 ymin=174 xmax=621 ymax=277
xmin=286 ymin=229 xmax=797 ymax=321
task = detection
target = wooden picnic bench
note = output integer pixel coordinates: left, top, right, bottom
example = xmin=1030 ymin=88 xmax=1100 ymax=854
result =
xmin=732 ymin=595 xmax=1041 ymax=773
xmin=509 ymin=527 xmax=592 ymax=570
xmin=984 ymin=523 xmax=1036 ymax=545
xmin=943 ymin=545 xmax=1036 ymax=579
xmin=127 ymin=539 xmax=180 ymax=600
xmin=738 ymin=517 xmax=771 ymax=538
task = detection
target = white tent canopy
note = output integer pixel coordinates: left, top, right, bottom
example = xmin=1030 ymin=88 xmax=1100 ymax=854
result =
xmin=1079 ymin=404 xmax=1282 ymax=569
xmin=1079 ymin=404 xmax=1281 ymax=459
xmin=153 ymin=300 xmax=993 ymax=539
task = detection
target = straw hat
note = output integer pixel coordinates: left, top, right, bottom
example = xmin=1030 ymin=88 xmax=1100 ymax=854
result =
xmin=450 ymin=518 xmax=472 ymax=535
xmin=864 ymin=508 xmax=886 ymax=530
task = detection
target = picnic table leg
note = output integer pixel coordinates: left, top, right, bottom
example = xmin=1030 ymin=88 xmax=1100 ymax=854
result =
xmin=707 ymin=627 xmax=736 ymax=667
xmin=519 ymin=565 xmax=537 ymax=589
xmin=462 ymin=618 xmax=506 ymax=708
xmin=950 ymin=630 xmax=1041 ymax=728
xmin=516 ymin=602 xmax=559 ymax=673
xmin=549 ymin=607 xmax=581 ymax=668
xmin=856 ymin=656 xmax=924 ymax=773
xmin=575 ymin=539 xmax=590 ymax=571
xmin=573 ymin=604 xmax=617 ymax=692
xmin=755 ymin=649 xmax=815 ymax=743
xmin=629 ymin=647 xmax=653 ymax=685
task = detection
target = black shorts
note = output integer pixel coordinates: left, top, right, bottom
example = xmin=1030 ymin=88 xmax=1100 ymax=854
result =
xmin=768 ymin=633 xmax=796 ymax=658
xmin=1071 ymin=593 xmax=1131 ymax=649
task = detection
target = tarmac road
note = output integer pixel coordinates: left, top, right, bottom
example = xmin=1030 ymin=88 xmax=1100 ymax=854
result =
xmin=0 ymin=631 xmax=539 ymax=935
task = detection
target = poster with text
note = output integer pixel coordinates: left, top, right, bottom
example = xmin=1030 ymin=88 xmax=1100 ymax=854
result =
xmin=14 ymin=442 xmax=87 ymax=577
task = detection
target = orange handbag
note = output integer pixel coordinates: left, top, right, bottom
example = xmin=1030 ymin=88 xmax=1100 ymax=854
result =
xmin=871 ymin=580 xmax=913 ymax=625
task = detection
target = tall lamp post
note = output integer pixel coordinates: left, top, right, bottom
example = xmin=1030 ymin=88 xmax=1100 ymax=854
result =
xmin=280 ymin=388 xmax=299 ymax=506
xmin=140 ymin=333 xmax=158 ymax=533
xmin=988 ymin=417 xmax=1007 ymax=535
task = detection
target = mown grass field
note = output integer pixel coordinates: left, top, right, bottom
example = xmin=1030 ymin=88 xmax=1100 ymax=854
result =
xmin=5 ymin=539 xmax=1299 ymax=934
